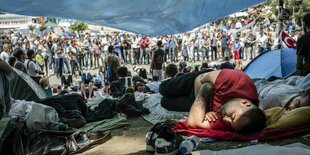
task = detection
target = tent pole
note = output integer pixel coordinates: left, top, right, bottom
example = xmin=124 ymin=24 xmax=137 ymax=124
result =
xmin=277 ymin=0 xmax=284 ymax=49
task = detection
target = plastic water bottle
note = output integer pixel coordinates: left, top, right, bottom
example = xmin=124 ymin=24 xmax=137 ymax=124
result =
xmin=179 ymin=135 xmax=200 ymax=154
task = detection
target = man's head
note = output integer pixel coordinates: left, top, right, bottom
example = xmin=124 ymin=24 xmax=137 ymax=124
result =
xmin=157 ymin=40 xmax=163 ymax=47
xmin=286 ymin=89 xmax=310 ymax=110
xmin=27 ymin=50 xmax=35 ymax=59
xmin=221 ymin=98 xmax=266 ymax=134
xmin=117 ymin=66 xmax=128 ymax=78
xmin=13 ymin=49 xmax=26 ymax=61
xmin=165 ymin=63 xmax=178 ymax=78
xmin=108 ymin=45 xmax=114 ymax=54
xmin=2 ymin=44 xmax=10 ymax=52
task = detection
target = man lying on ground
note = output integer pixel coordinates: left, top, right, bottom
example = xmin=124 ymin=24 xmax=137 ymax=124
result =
xmin=159 ymin=69 xmax=266 ymax=134
xmin=255 ymin=78 xmax=310 ymax=110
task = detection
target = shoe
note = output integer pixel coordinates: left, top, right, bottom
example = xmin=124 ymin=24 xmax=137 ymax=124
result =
xmin=155 ymin=138 xmax=179 ymax=155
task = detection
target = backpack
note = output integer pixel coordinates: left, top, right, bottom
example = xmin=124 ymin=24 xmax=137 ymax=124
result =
xmin=39 ymin=94 xmax=90 ymax=128
xmin=145 ymin=120 xmax=183 ymax=153
xmin=105 ymin=62 xmax=113 ymax=81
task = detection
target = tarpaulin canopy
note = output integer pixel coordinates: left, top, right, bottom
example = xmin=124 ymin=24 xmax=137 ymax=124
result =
xmin=0 ymin=0 xmax=266 ymax=35
xmin=243 ymin=48 xmax=297 ymax=79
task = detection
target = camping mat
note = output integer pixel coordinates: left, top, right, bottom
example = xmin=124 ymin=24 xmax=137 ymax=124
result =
xmin=141 ymin=93 xmax=188 ymax=125
xmin=80 ymin=114 xmax=128 ymax=132
xmin=192 ymin=143 xmax=310 ymax=155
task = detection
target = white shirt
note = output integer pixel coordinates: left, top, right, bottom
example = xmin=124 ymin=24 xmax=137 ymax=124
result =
xmin=235 ymin=21 xmax=242 ymax=29
xmin=24 ymin=59 xmax=40 ymax=77
xmin=0 ymin=51 xmax=10 ymax=62
xmin=146 ymin=81 xmax=161 ymax=93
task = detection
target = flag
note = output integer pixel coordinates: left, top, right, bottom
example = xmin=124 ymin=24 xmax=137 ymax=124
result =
xmin=281 ymin=31 xmax=297 ymax=48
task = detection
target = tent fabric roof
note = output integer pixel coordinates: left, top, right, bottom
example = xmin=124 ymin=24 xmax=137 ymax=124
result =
xmin=0 ymin=0 xmax=266 ymax=35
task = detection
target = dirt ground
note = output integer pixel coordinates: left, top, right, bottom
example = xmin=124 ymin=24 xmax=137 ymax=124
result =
xmin=78 ymin=117 xmax=310 ymax=155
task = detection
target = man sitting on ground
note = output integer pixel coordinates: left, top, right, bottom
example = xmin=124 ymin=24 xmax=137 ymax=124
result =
xmin=159 ymin=69 xmax=266 ymax=134
xmin=81 ymin=73 xmax=94 ymax=99
xmin=110 ymin=66 xmax=128 ymax=97
xmin=164 ymin=63 xmax=178 ymax=79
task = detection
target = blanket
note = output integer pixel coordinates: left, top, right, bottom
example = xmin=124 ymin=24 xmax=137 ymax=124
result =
xmin=174 ymin=106 xmax=310 ymax=141
xmin=141 ymin=93 xmax=188 ymax=124
xmin=173 ymin=121 xmax=310 ymax=141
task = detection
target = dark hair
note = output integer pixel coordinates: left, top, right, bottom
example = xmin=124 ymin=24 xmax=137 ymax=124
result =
xmin=108 ymin=45 xmax=114 ymax=54
xmin=8 ymin=57 xmax=16 ymax=67
xmin=13 ymin=49 xmax=25 ymax=59
xmin=303 ymin=13 xmax=310 ymax=28
xmin=27 ymin=49 xmax=35 ymax=59
xmin=157 ymin=40 xmax=163 ymax=47
xmin=200 ymin=62 xmax=209 ymax=70
xmin=234 ymin=108 xmax=266 ymax=134
xmin=165 ymin=63 xmax=178 ymax=78
xmin=117 ymin=66 xmax=128 ymax=77
xmin=301 ymin=89 xmax=310 ymax=107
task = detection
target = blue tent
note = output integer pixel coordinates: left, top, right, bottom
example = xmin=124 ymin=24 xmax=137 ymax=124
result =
xmin=243 ymin=48 xmax=297 ymax=79
xmin=0 ymin=0 xmax=266 ymax=35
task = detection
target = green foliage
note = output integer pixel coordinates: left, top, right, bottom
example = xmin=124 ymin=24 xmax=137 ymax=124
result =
xmin=266 ymin=0 xmax=310 ymax=21
xmin=28 ymin=25 xmax=36 ymax=32
xmin=69 ymin=21 xmax=88 ymax=33
xmin=39 ymin=24 xmax=47 ymax=32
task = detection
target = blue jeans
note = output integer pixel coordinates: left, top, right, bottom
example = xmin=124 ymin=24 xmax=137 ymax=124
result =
xmin=63 ymin=58 xmax=71 ymax=73
xmin=222 ymin=46 xmax=229 ymax=60
xmin=55 ymin=58 xmax=64 ymax=77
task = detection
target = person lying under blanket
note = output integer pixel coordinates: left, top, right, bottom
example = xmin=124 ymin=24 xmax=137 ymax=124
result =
xmin=255 ymin=78 xmax=310 ymax=110
xmin=159 ymin=69 xmax=266 ymax=134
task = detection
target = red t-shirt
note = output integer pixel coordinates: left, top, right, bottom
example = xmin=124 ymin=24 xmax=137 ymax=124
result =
xmin=209 ymin=69 xmax=258 ymax=130
xmin=140 ymin=37 xmax=149 ymax=49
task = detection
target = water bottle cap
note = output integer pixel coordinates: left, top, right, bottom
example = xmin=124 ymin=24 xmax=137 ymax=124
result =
xmin=179 ymin=147 xmax=187 ymax=154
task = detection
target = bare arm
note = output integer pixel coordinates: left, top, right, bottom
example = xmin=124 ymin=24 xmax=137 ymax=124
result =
xmin=188 ymin=70 xmax=221 ymax=129
xmin=188 ymin=82 xmax=214 ymax=128
xmin=194 ymin=70 xmax=220 ymax=97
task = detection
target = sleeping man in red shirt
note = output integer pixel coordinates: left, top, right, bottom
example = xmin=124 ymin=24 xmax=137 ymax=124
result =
xmin=159 ymin=69 xmax=266 ymax=134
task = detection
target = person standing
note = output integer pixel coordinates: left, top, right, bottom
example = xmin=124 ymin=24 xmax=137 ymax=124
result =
xmin=12 ymin=49 xmax=27 ymax=74
xmin=201 ymin=35 xmax=211 ymax=61
xmin=220 ymin=31 xmax=230 ymax=61
xmin=296 ymin=13 xmax=310 ymax=76
xmin=151 ymin=40 xmax=165 ymax=81
xmin=210 ymin=33 xmax=218 ymax=61
xmin=104 ymin=45 xmax=120 ymax=84
xmin=24 ymin=50 xmax=43 ymax=84
xmin=122 ymin=35 xmax=132 ymax=64
xmin=139 ymin=35 xmax=150 ymax=65
xmin=0 ymin=43 xmax=11 ymax=62
xmin=131 ymin=35 xmax=140 ymax=65
xmin=169 ymin=35 xmax=178 ymax=63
